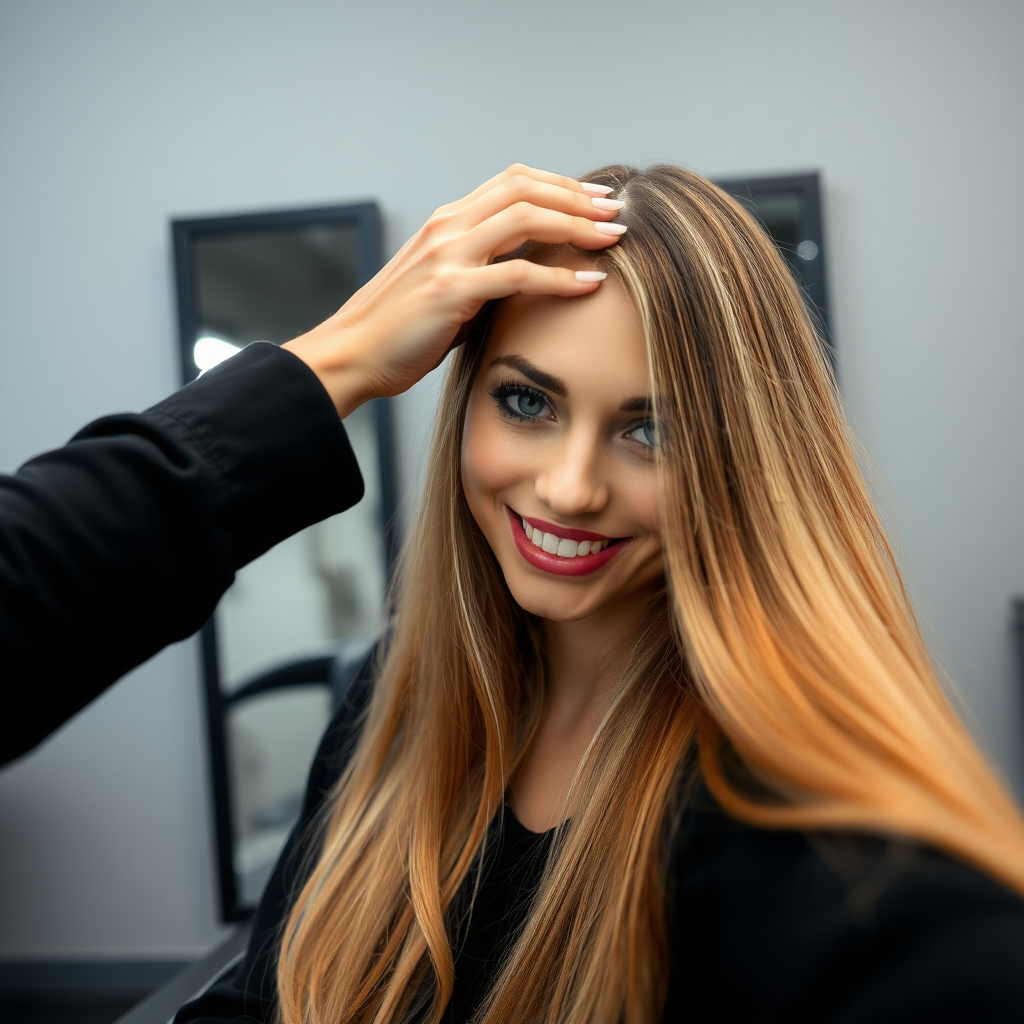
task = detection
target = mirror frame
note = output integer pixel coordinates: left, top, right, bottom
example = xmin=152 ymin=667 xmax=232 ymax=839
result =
xmin=715 ymin=171 xmax=833 ymax=371
xmin=171 ymin=202 xmax=396 ymax=920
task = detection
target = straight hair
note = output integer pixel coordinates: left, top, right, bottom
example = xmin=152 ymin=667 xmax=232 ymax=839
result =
xmin=276 ymin=164 xmax=1024 ymax=1024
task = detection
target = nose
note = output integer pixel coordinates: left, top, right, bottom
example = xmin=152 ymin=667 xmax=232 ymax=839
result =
xmin=534 ymin=426 xmax=610 ymax=519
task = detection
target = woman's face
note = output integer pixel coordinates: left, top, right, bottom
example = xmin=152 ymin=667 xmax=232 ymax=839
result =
xmin=461 ymin=271 xmax=665 ymax=623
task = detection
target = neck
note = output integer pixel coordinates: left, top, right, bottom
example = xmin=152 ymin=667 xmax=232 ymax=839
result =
xmin=541 ymin=583 xmax=658 ymax=730
xmin=508 ymin=581 xmax=664 ymax=832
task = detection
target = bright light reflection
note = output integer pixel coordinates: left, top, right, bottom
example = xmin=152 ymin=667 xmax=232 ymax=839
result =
xmin=194 ymin=335 xmax=242 ymax=374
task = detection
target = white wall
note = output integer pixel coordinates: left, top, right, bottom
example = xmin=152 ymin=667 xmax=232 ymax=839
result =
xmin=1 ymin=0 xmax=1021 ymax=959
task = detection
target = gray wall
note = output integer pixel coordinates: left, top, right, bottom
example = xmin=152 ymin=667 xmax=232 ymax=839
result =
xmin=1 ymin=0 xmax=1021 ymax=959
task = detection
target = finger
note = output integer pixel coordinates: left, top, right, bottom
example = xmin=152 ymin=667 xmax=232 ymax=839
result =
xmin=439 ymin=163 xmax=600 ymax=215
xmin=458 ymin=204 xmax=627 ymax=261
xmin=452 ymin=174 xmax=624 ymax=232
xmin=460 ymin=260 xmax=608 ymax=302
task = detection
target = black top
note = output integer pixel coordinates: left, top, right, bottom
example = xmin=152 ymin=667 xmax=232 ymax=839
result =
xmin=175 ymin=652 xmax=1024 ymax=1023
xmin=0 ymin=342 xmax=362 ymax=766
xmin=443 ymin=806 xmax=555 ymax=1022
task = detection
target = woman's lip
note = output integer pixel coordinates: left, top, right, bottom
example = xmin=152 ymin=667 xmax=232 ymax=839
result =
xmin=505 ymin=507 xmax=629 ymax=577
xmin=515 ymin=509 xmax=618 ymax=543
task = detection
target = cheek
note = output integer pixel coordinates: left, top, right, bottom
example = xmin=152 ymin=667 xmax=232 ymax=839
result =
xmin=461 ymin=400 xmax=527 ymax=520
xmin=622 ymin=472 xmax=665 ymax=588
xmin=638 ymin=480 xmax=661 ymax=540
xmin=620 ymin=463 xmax=662 ymax=543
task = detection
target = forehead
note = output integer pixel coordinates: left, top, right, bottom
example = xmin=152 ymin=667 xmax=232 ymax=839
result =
xmin=481 ymin=277 xmax=647 ymax=390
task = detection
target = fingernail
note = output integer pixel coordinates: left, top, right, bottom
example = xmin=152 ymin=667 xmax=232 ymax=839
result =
xmin=595 ymin=222 xmax=627 ymax=235
xmin=591 ymin=197 xmax=625 ymax=211
xmin=575 ymin=271 xmax=607 ymax=282
xmin=580 ymin=181 xmax=614 ymax=195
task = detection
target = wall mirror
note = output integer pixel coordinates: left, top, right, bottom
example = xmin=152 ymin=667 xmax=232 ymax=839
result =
xmin=172 ymin=203 xmax=396 ymax=920
xmin=715 ymin=172 xmax=832 ymax=367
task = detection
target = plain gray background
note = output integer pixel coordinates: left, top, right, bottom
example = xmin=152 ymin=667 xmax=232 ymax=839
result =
xmin=1 ymin=0 xmax=1021 ymax=961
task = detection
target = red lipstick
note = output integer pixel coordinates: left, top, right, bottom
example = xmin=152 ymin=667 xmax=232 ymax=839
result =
xmin=505 ymin=506 xmax=628 ymax=577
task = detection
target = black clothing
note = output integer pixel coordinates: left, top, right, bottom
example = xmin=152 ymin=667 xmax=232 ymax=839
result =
xmin=443 ymin=806 xmax=555 ymax=1022
xmin=0 ymin=342 xmax=363 ymax=766
xmin=176 ymin=654 xmax=1024 ymax=1023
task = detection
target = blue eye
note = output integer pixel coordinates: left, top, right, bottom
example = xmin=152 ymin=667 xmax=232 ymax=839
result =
xmin=509 ymin=390 xmax=547 ymax=417
xmin=489 ymin=383 xmax=552 ymax=421
xmin=626 ymin=419 xmax=659 ymax=448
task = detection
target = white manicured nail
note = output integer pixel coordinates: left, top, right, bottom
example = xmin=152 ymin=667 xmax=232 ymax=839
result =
xmin=591 ymin=197 xmax=625 ymax=211
xmin=580 ymin=182 xmax=614 ymax=195
xmin=575 ymin=271 xmax=607 ymax=282
xmin=595 ymin=222 xmax=627 ymax=236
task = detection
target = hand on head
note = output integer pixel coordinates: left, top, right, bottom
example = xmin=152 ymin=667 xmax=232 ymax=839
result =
xmin=283 ymin=164 xmax=625 ymax=418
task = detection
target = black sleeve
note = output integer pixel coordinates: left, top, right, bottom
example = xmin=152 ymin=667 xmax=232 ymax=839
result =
xmin=0 ymin=342 xmax=364 ymax=766
xmin=173 ymin=649 xmax=378 ymax=1023
xmin=666 ymin=793 xmax=1024 ymax=1023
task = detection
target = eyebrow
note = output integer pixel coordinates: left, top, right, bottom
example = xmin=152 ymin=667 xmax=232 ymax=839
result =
xmin=488 ymin=355 xmax=566 ymax=397
xmin=488 ymin=354 xmax=652 ymax=413
xmin=619 ymin=396 xmax=653 ymax=413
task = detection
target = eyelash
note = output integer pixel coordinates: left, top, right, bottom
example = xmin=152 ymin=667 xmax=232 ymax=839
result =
xmin=488 ymin=381 xmax=553 ymax=422
xmin=487 ymin=380 xmax=659 ymax=449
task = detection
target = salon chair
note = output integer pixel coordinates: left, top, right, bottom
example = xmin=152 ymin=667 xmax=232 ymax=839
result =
xmin=111 ymin=924 xmax=251 ymax=1024
xmin=226 ymin=636 xmax=374 ymax=716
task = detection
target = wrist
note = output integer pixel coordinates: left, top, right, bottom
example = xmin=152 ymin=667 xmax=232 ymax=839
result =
xmin=282 ymin=326 xmax=377 ymax=420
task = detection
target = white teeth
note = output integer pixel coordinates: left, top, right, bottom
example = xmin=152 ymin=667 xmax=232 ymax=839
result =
xmin=518 ymin=515 xmax=611 ymax=557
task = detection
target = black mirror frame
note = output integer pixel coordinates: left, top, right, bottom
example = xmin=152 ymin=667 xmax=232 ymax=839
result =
xmin=171 ymin=202 xmax=396 ymax=921
xmin=714 ymin=172 xmax=833 ymax=372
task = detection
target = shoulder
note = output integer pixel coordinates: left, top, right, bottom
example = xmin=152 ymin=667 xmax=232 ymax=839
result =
xmin=665 ymin=785 xmax=1024 ymax=1022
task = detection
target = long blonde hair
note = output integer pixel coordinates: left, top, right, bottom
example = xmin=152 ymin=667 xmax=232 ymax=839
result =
xmin=277 ymin=164 xmax=1024 ymax=1024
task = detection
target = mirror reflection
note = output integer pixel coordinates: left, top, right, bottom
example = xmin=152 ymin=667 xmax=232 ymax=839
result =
xmin=172 ymin=205 xmax=392 ymax=917
xmin=218 ymin=402 xmax=385 ymax=905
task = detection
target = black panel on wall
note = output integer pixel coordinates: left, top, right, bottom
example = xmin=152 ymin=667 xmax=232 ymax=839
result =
xmin=715 ymin=172 xmax=833 ymax=371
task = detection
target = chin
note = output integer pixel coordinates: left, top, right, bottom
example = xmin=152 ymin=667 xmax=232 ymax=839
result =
xmin=502 ymin=574 xmax=606 ymax=623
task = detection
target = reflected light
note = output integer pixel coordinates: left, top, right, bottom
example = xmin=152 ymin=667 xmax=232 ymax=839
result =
xmin=194 ymin=335 xmax=241 ymax=374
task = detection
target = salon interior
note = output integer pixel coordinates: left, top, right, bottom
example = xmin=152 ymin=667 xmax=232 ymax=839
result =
xmin=1 ymin=2 xmax=1021 ymax=1021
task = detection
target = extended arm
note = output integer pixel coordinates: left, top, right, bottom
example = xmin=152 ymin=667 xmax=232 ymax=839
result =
xmin=0 ymin=342 xmax=362 ymax=765
xmin=0 ymin=164 xmax=622 ymax=766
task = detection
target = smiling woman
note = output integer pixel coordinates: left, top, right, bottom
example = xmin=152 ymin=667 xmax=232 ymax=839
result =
xmin=463 ymin=276 xmax=662 ymax=607
xmin=460 ymin=274 xmax=668 ymax=835
xmin=175 ymin=165 xmax=1024 ymax=1024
